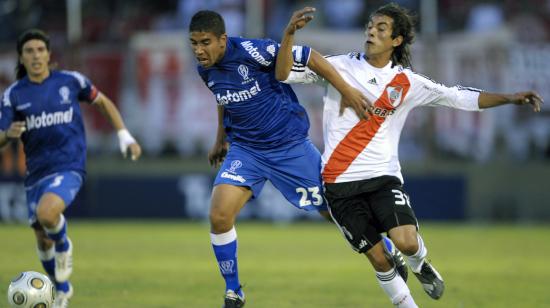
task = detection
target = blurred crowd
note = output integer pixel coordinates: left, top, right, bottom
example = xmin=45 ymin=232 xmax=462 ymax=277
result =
xmin=1 ymin=0 xmax=550 ymax=40
xmin=0 ymin=0 xmax=548 ymax=171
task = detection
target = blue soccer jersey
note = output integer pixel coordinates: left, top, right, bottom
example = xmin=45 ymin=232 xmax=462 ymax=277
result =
xmin=198 ymin=37 xmax=312 ymax=149
xmin=0 ymin=70 xmax=98 ymax=186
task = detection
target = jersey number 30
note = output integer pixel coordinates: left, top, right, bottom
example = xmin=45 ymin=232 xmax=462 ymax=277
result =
xmin=296 ymin=187 xmax=323 ymax=207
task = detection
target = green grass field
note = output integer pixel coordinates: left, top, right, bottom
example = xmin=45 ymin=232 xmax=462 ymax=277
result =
xmin=1 ymin=221 xmax=549 ymax=307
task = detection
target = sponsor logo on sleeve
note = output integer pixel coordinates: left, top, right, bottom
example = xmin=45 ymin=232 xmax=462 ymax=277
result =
xmin=240 ymin=41 xmax=271 ymax=66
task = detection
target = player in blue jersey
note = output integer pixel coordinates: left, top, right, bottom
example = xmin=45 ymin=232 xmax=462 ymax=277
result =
xmin=189 ymin=8 xmax=410 ymax=308
xmin=0 ymin=29 xmax=142 ymax=307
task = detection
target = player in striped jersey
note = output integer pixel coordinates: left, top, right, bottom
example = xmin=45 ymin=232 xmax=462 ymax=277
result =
xmin=0 ymin=29 xmax=142 ymax=307
xmin=280 ymin=3 xmax=543 ymax=307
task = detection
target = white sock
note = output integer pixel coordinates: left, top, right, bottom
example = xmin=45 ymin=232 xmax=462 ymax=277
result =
xmin=44 ymin=214 xmax=65 ymax=234
xmin=376 ymin=267 xmax=418 ymax=308
xmin=406 ymin=234 xmax=427 ymax=273
xmin=210 ymin=226 xmax=237 ymax=245
xmin=37 ymin=246 xmax=55 ymax=261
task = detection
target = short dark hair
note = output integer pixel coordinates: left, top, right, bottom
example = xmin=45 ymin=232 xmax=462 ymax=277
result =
xmin=16 ymin=29 xmax=50 ymax=80
xmin=371 ymin=3 xmax=416 ymax=68
xmin=189 ymin=10 xmax=226 ymax=37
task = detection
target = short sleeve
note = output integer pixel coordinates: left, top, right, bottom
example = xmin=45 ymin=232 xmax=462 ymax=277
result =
xmin=241 ymin=38 xmax=311 ymax=69
xmin=63 ymin=70 xmax=99 ymax=103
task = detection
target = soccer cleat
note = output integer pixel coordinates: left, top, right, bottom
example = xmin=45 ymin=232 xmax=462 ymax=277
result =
xmin=223 ymin=288 xmax=245 ymax=308
xmin=413 ymin=260 xmax=444 ymax=300
xmin=55 ymin=238 xmax=73 ymax=282
xmin=383 ymin=237 xmax=408 ymax=282
xmin=53 ymin=282 xmax=73 ymax=308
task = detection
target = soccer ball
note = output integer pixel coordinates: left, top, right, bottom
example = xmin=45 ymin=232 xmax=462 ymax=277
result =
xmin=7 ymin=271 xmax=55 ymax=308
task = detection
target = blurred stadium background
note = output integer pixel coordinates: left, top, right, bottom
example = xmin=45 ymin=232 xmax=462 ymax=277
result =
xmin=1 ymin=0 xmax=549 ymax=223
xmin=0 ymin=0 xmax=549 ymax=306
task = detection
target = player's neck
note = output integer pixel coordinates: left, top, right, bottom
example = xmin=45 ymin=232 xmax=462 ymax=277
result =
xmin=28 ymin=70 xmax=50 ymax=84
xmin=365 ymin=55 xmax=391 ymax=68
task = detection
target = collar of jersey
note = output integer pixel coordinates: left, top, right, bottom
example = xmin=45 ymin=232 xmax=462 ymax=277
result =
xmin=362 ymin=54 xmax=393 ymax=72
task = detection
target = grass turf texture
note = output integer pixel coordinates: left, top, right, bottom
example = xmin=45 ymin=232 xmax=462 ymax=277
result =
xmin=1 ymin=221 xmax=549 ymax=307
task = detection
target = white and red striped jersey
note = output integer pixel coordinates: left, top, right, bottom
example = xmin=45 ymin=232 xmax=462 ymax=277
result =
xmin=285 ymin=52 xmax=482 ymax=184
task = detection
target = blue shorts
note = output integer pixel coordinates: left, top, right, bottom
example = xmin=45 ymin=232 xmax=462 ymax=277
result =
xmin=214 ymin=140 xmax=327 ymax=212
xmin=25 ymin=171 xmax=83 ymax=225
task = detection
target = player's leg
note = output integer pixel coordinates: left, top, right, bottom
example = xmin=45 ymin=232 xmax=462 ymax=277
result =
xmin=32 ymin=223 xmax=73 ymax=306
xmin=210 ymin=145 xmax=266 ymax=308
xmin=388 ymin=225 xmax=444 ymax=300
xmin=376 ymin=183 xmax=444 ymax=300
xmin=210 ymin=184 xmax=251 ymax=308
xmin=36 ymin=193 xmax=69 ymax=269
xmin=326 ymin=191 xmax=417 ymax=308
xmin=34 ymin=172 xmax=82 ymax=307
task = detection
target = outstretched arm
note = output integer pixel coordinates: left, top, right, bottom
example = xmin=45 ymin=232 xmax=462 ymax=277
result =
xmin=478 ymin=91 xmax=543 ymax=112
xmin=92 ymin=92 xmax=142 ymax=161
xmin=276 ymin=7 xmax=371 ymax=119
xmin=275 ymin=7 xmax=315 ymax=81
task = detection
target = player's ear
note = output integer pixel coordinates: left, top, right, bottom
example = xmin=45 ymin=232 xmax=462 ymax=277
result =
xmin=392 ymin=35 xmax=403 ymax=48
xmin=219 ymin=33 xmax=227 ymax=44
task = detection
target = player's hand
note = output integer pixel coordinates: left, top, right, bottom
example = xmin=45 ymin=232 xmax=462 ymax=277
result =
xmin=117 ymin=129 xmax=141 ymax=161
xmin=511 ymin=91 xmax=544 ymax=112
xmin=208 ymin=141 xmax=228 ymax=168
xmin=285 ymin=7 xmax=315 ymax=35
xmin=5 ymin=121 xmax=26 ymax=140
xmin=126 ymin=142 xmax=142 ymax=161
xmin=339 ymin=86 xmax=373 ymax=120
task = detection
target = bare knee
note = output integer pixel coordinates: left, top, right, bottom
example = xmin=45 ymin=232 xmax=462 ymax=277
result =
xmin=36 ymin=204 xmax=60 ymax=228
xmin=36 ymin=193 xmax=65 ymax=228
xmin=209 ymin=184 xmax=251 ymax=234
xmin=209 ymin=207 xmax=236 ymax=233
xmin=392 ymin=233 xmax=419 ymax=255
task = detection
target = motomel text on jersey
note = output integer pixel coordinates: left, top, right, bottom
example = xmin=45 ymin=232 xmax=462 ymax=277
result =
xmin=240 ymin=41 xmax=271 ymax=66
xmin=26 ymin=107 xmax=73 ymax=131
xmin=216 ymin=81 xmax=261 ymax=105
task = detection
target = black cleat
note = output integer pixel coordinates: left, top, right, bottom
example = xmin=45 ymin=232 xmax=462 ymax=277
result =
xmin=222 ymin=288 xmax=245 ymax=308
xmin=383 ymin=237 xmax=408 ymax=282
xmin=413 ymin=260 xmax=444 ymax=300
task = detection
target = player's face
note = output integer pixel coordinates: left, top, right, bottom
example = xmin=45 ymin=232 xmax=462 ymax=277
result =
xmin=20 ymin=39 xmax=50 ymax=80
xmin=189 ymin=31 xmax=227 ymax=68
xmin=364 ymin=15 xmax=403 ymax=63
